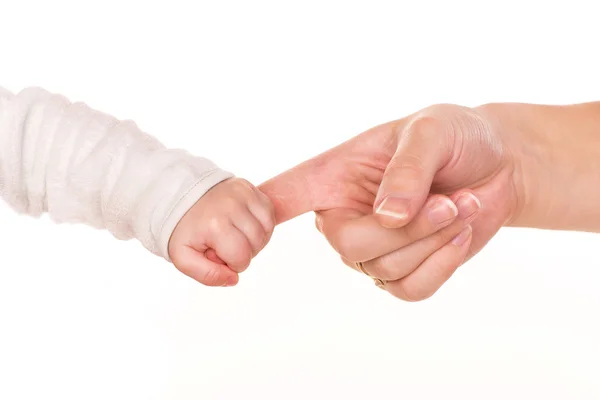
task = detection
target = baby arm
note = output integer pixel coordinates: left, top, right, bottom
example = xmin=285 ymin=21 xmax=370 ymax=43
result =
xmin=0 ymin=86 xmax=274 ymax=286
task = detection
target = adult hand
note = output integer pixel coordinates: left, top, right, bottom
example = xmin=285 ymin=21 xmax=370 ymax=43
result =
xmin=259 ymin=103 xmax=523 ymax=300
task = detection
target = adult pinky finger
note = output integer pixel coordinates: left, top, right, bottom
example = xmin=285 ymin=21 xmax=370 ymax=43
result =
xmin=384 ymin=225 xmax=472 ymax=302
xmin=171 ymin=245 xmax=239 ymax=287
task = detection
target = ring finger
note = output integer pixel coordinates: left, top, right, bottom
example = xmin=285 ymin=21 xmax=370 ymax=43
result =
xmin=349 ymin=192 xmax=480 ymax=281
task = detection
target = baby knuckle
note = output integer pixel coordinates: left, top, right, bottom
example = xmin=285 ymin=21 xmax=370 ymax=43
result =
xmin=231 ymin=202 xmax=248 ymax=216
xmin=235 ymin=255 xmax=252 ymax=272
xmin=174 ymin=259 xmax=193 ymax=276
xmin=264 ymin=201 xmax=276 ymax=225
xmin=174 ymin=258 xmax=205 ymax=281
xmin=233 ymin=245 xmax=252 ymax=270
xmin=207 ymin=216 xmax=228 ymax=233
xmin=232 ymin=178 xmax=256 ymax=194
xmin=266 ymin=215 xmax=276 ymax=232
xmin=248 ymin=223 xmax=263 ymax=240
xmin=258 ymin=203 xmax=276 ymax=230
xmin=237 ymin=177 xmax=254 ymax=188
xmin=202 ymin=267 xmax=224 ymax=286
xmin=241 ymin=258 xmax=252 ymax=271
xmin=220 ymin=195 xmax=243 ymax=211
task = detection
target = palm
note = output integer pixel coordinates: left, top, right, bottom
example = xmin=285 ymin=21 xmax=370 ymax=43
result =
xmin=300 ymin=106 xmax=518 ymax=260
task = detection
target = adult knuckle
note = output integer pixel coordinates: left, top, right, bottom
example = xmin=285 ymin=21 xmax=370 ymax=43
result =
xmin=401 ymin=224 xmax=422 ymax=245
xmin=314 ymin=215 xmax=324 ymax=233
xmin=388 ymin=154 xmax=426 ymax=173
xmin=409 ymin=114 xmax=442 ymax=134
xmin=385 ymin=284 xmax=412 ymax=301
xmin=332 ymin=229 xmax=365 ymax=261
xmin=422 ymin=102 xmax=465 ymax=116
xmin=335 ymin=237 xmax=357 ymax=260
xmin=386 ymin=155 xmax=427 ymax=186
xmin=396 ymin=281 xmax=430 ymax=302
xmin=340 ymin=255 xmax=355 ymax=269
xmin=406 ymin=113 xmax=452 ymax=144
xmin=368 ymin=258 xmax=402 ymax=281
xmin=437 ymin=225 xmax=462 ymax=245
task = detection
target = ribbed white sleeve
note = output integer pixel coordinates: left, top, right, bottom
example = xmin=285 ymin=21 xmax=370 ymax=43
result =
xmin=0 ymin=87 xmax=233 ymax=260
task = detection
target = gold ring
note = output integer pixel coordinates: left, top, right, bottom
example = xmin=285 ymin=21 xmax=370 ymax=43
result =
xmin=374 ymin=278 xmax=386 ymax=288
xmin=356 ymin=261 xmax=387 ymax=288
xmin=356 ymin=261 xmax=369 ymax=275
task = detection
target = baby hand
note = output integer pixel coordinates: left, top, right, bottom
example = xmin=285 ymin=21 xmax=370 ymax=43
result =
xmin=168 ymin=178 xmax=275 ymax=286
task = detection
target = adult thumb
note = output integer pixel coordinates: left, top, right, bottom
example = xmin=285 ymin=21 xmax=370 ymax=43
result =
xmin=374 ymin=116 xmax=452 ymax=228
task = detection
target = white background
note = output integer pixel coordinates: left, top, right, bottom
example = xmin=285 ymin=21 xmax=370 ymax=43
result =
xmin=2 ymin=1 xmax=600 ymax=399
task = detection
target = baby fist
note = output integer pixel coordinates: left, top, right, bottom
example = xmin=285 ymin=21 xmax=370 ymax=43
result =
xmin=168 ymin=178 xmax=275 ymax=286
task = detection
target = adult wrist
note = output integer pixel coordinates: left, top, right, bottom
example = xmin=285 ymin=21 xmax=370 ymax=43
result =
xmin=483 ymin=101 xmax=600 ymax=232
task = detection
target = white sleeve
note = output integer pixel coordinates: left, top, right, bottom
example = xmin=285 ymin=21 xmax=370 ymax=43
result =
xmin=0 ymin=86 xmax=234 ymax=260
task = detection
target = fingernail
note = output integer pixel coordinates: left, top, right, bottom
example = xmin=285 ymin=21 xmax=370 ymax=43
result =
xmin=428 ymin=197 xmax=458 ymax=225
xmin=452 ymin=225 xmax=472 ymax=246
xmin=375 ymin=196 xmax=411 ymax=220
xmin=455 ymin=193 xmax=481 ymax=220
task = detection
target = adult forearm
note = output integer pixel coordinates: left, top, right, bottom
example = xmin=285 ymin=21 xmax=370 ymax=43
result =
xmin=485 ymin=101 xmax=600 ymax=232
